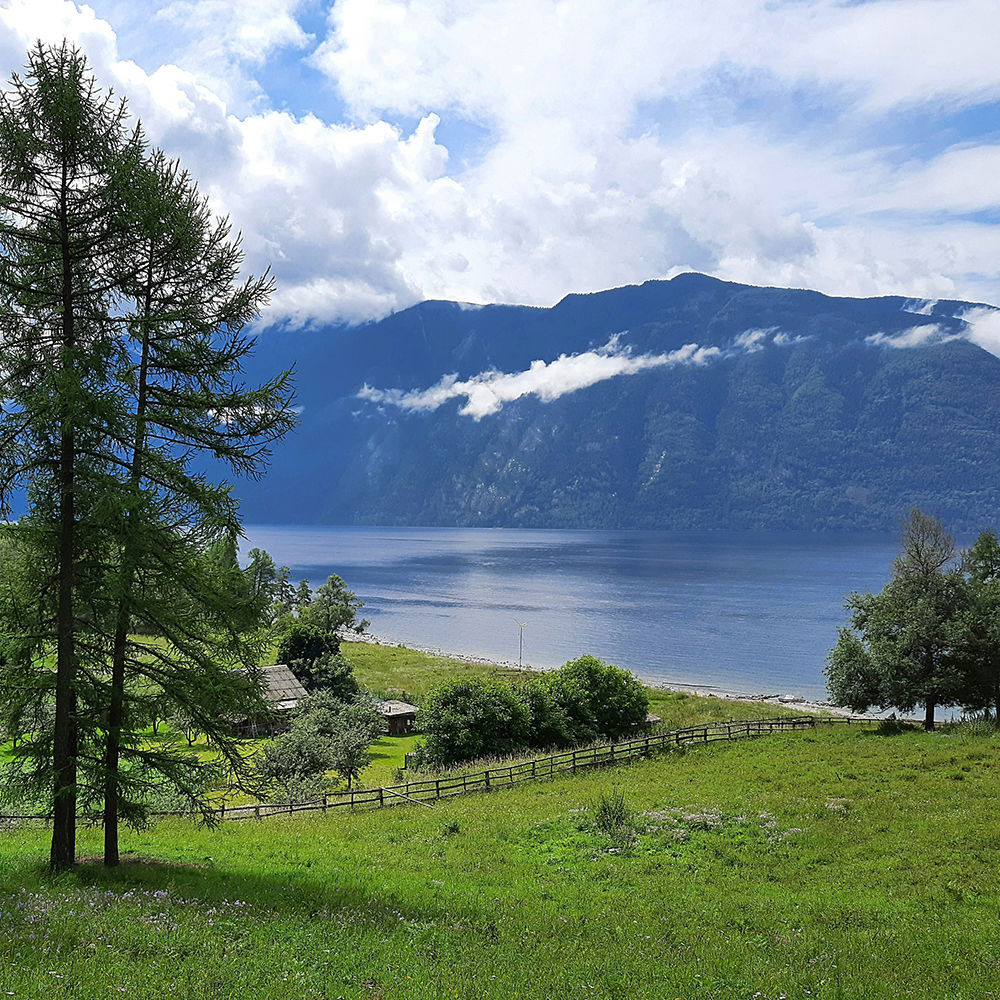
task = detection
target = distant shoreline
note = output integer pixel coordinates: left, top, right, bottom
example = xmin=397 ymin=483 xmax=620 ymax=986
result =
xmin=346 ymin=630 xmax=877 ymax=720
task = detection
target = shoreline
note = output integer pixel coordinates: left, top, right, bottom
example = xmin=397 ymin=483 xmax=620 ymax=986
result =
xmin=347 ymin=630 xmax=880 ymax=720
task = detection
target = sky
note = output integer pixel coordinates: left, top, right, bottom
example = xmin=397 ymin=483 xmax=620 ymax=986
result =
xmin=0 ymin=0 xmax=998 ymax=330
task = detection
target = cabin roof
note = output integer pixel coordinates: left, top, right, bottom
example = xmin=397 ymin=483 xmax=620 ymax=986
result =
xmin=379 ymin=699 xmax=419 ymax=717
xmin=260 ymin=663 xmax=308 ymax=711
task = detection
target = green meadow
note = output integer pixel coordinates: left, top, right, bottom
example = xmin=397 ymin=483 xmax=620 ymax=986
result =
xmin=3 ymin=719 xmax=1000 ymax=999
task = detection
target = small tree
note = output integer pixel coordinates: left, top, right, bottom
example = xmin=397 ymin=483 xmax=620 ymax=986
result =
xmin=826 ymin=508 xmax=972 ymax=728
xmin=254 ymin=725 xmax=336 ymax=801
xmin=417 ymin=677 xmax=531 ymax=768
xmin=300 ymin=574 xmax=369 ymax=637
xmin=544 ymin=655 xmax=649 ymax=743
xmin=329 ymin=725 xmax=373 ymax=790
xmin=288 ymin=652 xmax=358 ymax=700
xmin=277 ymin=622 xmax=339 ymax=664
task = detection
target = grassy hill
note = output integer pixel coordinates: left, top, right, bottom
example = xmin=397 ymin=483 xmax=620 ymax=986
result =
xmin=2 ymin=722 xmax=998 ymax=998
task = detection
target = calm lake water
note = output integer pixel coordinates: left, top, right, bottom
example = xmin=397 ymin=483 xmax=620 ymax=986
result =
xmin=243 ymin=526 xmax=903 ymax=701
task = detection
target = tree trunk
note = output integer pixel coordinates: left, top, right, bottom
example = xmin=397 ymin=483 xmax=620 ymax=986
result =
xmin=923 ymin=698 xmax=936 ymax=731
xmin=50 ymin=421 xmax=77 ymax=871
xmin=103 ymin=250 xmax=153 ymax=867
xmin=50 ymin=162 xmax=77 ymax=872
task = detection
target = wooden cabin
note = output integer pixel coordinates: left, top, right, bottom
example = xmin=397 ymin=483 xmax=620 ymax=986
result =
xmin=378 ymin=699 xmax=419 ymax=736
xmin=240 ymin=663 xmax=308 ymax=736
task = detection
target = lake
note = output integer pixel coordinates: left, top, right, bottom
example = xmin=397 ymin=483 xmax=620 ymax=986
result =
xmin=243 ymin=526 xmax=905 ymax=701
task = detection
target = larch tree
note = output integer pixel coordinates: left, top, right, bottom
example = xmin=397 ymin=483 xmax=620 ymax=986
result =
xmin=0 ymin=43 xmax=295 ymax=869
xmin=0 ymin=41 xmax=143 ymax=869
xmin=98 ymin=147 xmax=294 ymax=865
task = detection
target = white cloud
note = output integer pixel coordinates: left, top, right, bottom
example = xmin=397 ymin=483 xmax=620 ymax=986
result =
xmin=358 ymin=325 xmax=818 ymax=419
xmin=865 ymin=324 xmax=955 ymax=349
xmin=0 ymin=0 xmax=999 ymax=326
xmin=359 ymin=338 xmax=722 ymax=419
xmin=959 ymin=307 xmax=1000 ymax=358
xmin=733 ymin=329 xmax=772 ymax=353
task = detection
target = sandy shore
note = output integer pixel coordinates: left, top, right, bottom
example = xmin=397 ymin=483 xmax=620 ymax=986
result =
xmin=350 ymin=630 xmax=881 ymax=720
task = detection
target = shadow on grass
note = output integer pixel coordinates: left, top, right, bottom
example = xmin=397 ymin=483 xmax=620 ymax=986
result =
xmin=0 ymin=843 xmax=477 ymax=934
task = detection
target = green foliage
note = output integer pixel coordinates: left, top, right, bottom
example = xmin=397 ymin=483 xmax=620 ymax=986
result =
xmin=827 ymin=508 xmax=976 ymax=727
xmin=253 ymin=725 xmax=337 ymax=801
xmin=0 ymin=42 xmax=294 ymax=868
xmin=277 ymin=623 xmax=340 ymax=665
xmin=544 ymin=654 xmax=649 ymax=743
xmin=416 ymin=677 xmax=531 ymax=768
xmin=417 ymin=656 xmax=649 ymax=768
xmin=298 ymin=574 xmax=368 ymax=636
xmin=289 ymin=652 xmax=358 ymax=700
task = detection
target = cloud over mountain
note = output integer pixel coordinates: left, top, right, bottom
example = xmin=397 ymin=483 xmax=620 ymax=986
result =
xmin=0 ymin=1 xmax=998 ymax=325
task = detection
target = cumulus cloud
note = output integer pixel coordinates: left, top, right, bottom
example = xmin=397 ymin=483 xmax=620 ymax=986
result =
xmin=359 ymin=326 xmax=814 ymax=419
xmin=0 ymin=0 xmax=999 ymax=327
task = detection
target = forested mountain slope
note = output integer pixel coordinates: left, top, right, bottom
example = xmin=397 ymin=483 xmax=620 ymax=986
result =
xmin=239 ymin=273 xmax=1000 ymax=531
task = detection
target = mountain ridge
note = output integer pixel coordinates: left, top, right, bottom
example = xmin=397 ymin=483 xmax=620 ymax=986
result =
xmin=236 ymin=273 xmax=1000 ymax=532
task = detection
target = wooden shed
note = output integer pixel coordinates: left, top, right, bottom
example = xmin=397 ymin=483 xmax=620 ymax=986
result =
xmin=240 ymin=663 xmax=308 ymax=736
xmin=378 ymin=699 xmax=419 ymax=736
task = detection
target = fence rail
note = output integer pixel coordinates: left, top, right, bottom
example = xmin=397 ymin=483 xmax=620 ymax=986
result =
xmin=0 ymin=714 xmax=872 ymax=826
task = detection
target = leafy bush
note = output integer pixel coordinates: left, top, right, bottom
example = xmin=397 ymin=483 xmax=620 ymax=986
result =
xmin=277 ymin=623 xmax=339 ymax=666
xmin=544 ymin=655 xmax=649 ymax=743
xmin=254 ymin=726 xmax=337 ymax=801
xmin=414 ymin=655 xmax=649 ymax=768
xmin=417 ymin=677 xmax=531 ymax=768
xmin=288 ymin=651 xmax=358 ymax=699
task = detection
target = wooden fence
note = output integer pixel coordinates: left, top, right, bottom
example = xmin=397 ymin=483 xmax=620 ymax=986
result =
xmin=0 ymin=714 xmax=872 ymax=826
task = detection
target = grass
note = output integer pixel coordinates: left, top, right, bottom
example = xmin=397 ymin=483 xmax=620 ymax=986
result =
xmin=3 ymin=723 xmax=1000 ymax=998
xmin=343 ymin=639 xmax=528 ymax=702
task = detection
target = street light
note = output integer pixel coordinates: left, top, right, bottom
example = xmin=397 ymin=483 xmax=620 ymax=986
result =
xmin=516 ymin=621 xmax=527 ymax=670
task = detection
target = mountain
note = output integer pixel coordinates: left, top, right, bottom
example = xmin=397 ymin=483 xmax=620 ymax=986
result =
xmin=236 ymin=273 xmax=1000 ymax=532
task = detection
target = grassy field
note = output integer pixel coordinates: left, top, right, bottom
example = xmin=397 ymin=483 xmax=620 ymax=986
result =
xmin=343 ymin=638 xmax=810 ymax=728
xmin=3 ymin=722 xmax=999 ymax=999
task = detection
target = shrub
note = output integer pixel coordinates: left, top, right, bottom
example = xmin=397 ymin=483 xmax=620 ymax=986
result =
xmin=254 ymin=726 xmax=337 ymax=800
xmin=545 ymin=655 xmax=649 ymax=743
xmin=288 ymin=651 xmax=358 ymax=699
xmin=418 ymin=677 xmax=531 ymax=768
xmin=276 ymin=623 xmax=339 ymax=666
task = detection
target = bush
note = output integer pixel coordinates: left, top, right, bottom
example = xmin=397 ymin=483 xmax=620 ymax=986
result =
xmin=277 ymin=623 xmax=339 ymax=666
xmin=544 ymin=655 xmax=649 ymax=743
xmin=288 ymin=651 xmax=358 ymax=699
xmin=254 ymin=726 xmax=337 ymax=800
xmin=418 ymin=677 xmax=531 ymax=768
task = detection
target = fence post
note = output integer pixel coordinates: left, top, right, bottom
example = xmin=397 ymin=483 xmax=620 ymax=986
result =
xmin=436 ymin=779 xmax=441 ymax=799
xmin=323 ymin=794 xmax=328 ymax=813
xmin=255 ymin=805 xmax=260 ymax=821
xmin=378 ymin=788 xmax=384 ymax=808
xmin=485 ymin=769 xmax=491 ymax=790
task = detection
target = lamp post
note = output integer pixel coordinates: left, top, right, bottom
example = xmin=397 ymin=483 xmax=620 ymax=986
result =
xmin=516 ymin=621 xmax=527 ymax=669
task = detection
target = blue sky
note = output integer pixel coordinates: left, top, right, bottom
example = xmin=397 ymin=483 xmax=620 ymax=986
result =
xmin=0 ymin=0 xmax=998 ymax=328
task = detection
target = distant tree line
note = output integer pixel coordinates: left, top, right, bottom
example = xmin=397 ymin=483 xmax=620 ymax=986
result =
xmin=827 ymin=508 xmax=1000 ymax=728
